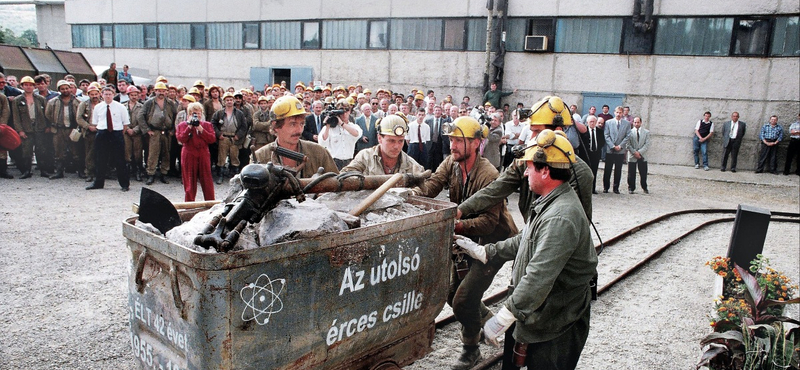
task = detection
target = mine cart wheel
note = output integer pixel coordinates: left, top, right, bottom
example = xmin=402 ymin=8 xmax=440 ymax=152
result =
xmin=371 ymin=362 xmax=401 ymax=370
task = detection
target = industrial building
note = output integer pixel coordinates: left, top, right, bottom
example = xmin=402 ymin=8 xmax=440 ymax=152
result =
xmin=24 ymin=0 xmax=800 ymax=168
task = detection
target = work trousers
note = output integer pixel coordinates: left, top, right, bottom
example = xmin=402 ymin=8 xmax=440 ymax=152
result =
xmin=146 ymin=130 xmax=171 ymax=175
xmin=721 ymin=139 xmax=742 ymax=171
xmin=627 ymin=161 xmax=648 ymax=192
xmin=84 ymin=131 xmax=96 ymax=177
xmin=94 ymin=130 xmax=129 ymax=188
xmin=19 ymin=131 xmax=53 ymax=174
xmin=521 ymin=307 xmax=591 ymax=370
xmin=784 ymin=138 xmax=800 ymax=175
xmin=53 ymin=128 xmax=80 ymax=169
xmin=181 ymin=148 xmax=215 ymax=202
xmin=602 ymin=152 xmax=624 ymax=191
xmin=124 ymin=133 xmax=143 ymax=165
xmin=217 ymin=136 xmax=240 ymax=168
xmin=448 ymin=257 xmax=504 ymax=345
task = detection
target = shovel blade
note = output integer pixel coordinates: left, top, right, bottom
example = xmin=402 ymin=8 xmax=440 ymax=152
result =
xmin=138 ymin=187 xmax=182 ymax=234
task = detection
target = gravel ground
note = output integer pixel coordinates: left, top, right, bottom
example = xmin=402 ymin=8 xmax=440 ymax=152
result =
xmin=0 ymin=163 xmax=797 ymax=369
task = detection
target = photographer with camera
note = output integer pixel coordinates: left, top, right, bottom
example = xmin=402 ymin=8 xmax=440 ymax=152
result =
xmin=318 ymin=99 xmax=361 ymax=170
xmin=176 ymin=102 xmax=216 ymax=201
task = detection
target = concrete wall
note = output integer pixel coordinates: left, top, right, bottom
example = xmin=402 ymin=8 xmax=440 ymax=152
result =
xmin=35 ymin=4 xmax=71 ymax=50
xmin=64 ymin=0 xmax=800 ymax=169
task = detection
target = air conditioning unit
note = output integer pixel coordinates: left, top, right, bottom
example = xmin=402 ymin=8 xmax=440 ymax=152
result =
xmin=524 ymin=35 xmax=548 ymax=52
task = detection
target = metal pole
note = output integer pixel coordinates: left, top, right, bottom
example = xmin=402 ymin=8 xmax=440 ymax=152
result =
xmin=483 ymin=1 xmax=495 ymax=93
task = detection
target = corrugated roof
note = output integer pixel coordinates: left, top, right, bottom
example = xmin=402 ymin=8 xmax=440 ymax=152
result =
xmin=53 ymin=50 xmax=93 ymax=75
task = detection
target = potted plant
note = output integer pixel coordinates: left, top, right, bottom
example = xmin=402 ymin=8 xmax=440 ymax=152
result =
xmin=697 ymin=255 xmax=800 ymax=370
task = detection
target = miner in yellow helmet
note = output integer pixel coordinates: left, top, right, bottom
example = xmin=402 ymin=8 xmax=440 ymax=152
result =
xmin=454 ymin=128 xmax=597 ymax=370
xmin=411 ymin=115 xmax=518 ymax=370
xmin=458 ymin=95 xmax=594 ymax=225
xmin=341 ymin=114 xmax=425 ymax=176
xmin=253 ymin=95 xmax=337 ymax=177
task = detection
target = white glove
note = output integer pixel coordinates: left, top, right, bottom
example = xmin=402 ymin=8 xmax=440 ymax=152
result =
xmin=454 ymin=235 xmax=487 ymax=264
xmin=483 ymin=306 xmax=515 ymax=347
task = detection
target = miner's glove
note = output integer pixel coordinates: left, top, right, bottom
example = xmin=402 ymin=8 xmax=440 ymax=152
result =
xmin=454 ymin=235 xmax=487 ymax=264
xmin=483 ymin=306 xmax=515 ymax=347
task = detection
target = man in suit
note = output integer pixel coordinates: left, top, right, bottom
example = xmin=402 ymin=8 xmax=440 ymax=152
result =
xmin=627 ymin=117 xmax=650 ymax=194
xmin=425 ymin=105 xmax=446 ymax=171
xmin=720 ymin=111 xmax=746 ymax=173
xmin=603 ymin=106 xmax=631 ymax=194
xmin=585 ymin=115 xmax=606 ymax=194
xmin=302 ymin=100 xmax=324 ymax=142
xmin=354 ymin=102 xmax=379 ymax=153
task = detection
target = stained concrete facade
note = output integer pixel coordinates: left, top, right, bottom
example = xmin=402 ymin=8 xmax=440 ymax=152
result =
xmin=43 ymin=0 xmax=800 ymax=169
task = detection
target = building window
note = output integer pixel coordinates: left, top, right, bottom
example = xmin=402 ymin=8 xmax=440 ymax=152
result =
xmin=771 ymin=16 xmax=799 ymax=56
xmin=207 ymin=23 xmax=240 ymax=49
xmin=302 ymin=21 xmax=320 ymax=49
xmin=72 ymin=25 xmax=100 ymax=48
xmin=466 ymin=18 xmax=487 ymax=51
xmin=323 ymin=20 xmax=367 ymax=49
xmin=443 ymin=19 xmax=465 ymax=50
xmin=191 ymin=24 xmax=207 ymax=49
xmin=504 ymin=18 xmax=527 ymax=52
xmin=555 ymin=18 xmax=622 ymax=53
xmin=144 ymin=24 xmax=157 ymax=48
xmin=100 ymin=25 xmax=114 ymax=47
xmin=368 ymin=20 xmax=388 ymax=49
xmin=621 ymin=18 xmax=654 ymax=54
xmin=114 ymin=24 xmax=143 ymax=49
xmin=732 ymin=18 xmax=771 ymax=56
xmin=654 ymin=17 xmax=733 ymax=56
xmin=159 ymin=24 xmax=190 ymax=49
xmin=390 ymin=19 xmax=442 ymax=50
xmin=243 ymin=23 xmax=259 ymax=49
xmin=262 ymin=21 xmax=301 ymax=49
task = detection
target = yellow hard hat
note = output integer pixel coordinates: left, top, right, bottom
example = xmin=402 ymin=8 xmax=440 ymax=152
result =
xmin=20 ymin=76 xmax=35 ymax=85
xmin=444 ymin=116 xmax=488 ymax=139
xmin=154 ymin=82 xmax=168 ymax=90
xmin=376 ymin=114 xmax=409 ymax=137
xmin=270 ymin=95 xmax=306 ymax=120
xmin=528 ymin=96 xmax=573 ymax=127
xmin=87 ymin=84 xmax=100 ymax=92
xmin=519 ymin=129 xmax=575 ymax=169
xmin=222 ymin=92 xmax=235 ymax=100
xmin=363 ymin=89 xmax=372 ymax=94
xmin=193 ymin=80 xmax=205 ymax=87
xmin=414 ymin=94 xmax=424 ymax=100
xmin=182 ymin=94 xmax=196 ymax=103
xmin=156 ymin=76 xmax=168 ymax=83
xmin=188 ymin=86 xmax=202 ymax=95
xmin=258 ymin=95 xmax=269 ymax=102
xmin=345 ymin=96 xmax=355 ymax=106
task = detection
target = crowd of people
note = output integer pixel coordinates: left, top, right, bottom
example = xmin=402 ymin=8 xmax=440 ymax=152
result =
xmin=0 ymin=64 xmax=797 ymax=370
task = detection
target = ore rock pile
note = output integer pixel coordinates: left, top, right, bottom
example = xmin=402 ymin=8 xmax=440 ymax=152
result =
xmin=153 ymin=177 xmax=430 ymax=252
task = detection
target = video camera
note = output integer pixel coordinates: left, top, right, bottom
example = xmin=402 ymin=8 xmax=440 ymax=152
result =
xmin=321 ymin=103 xmax=345 ymax=128
xmin=189 ymin=113 xmax=200 ymax=127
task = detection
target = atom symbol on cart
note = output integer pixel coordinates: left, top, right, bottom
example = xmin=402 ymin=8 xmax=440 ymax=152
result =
xmin=240 ymin=273 xmax=286 ymax=325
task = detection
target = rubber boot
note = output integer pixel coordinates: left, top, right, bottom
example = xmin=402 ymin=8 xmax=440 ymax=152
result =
xmin=146 ymin=175 xmax=155 ymax=185
xmin=135 ymin=163 xmax=143 ymax=182
xmin=159 ymin=172 xmax=169 ymax=184
xmin=0 ymin=161 xmax=13 ymax=179
xmin=19 ymin=162 xmax=32 ymax=179
xmin=49 ymin=162 xmax=64 ymax=179
xmin=452 ymin=345 xmax=481 ymax=370
xmin=215 ymin=167 xmax=223 ymax=185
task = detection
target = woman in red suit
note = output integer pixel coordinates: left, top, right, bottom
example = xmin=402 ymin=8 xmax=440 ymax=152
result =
xmin=176 ymin=102 xmax=216 ymax=201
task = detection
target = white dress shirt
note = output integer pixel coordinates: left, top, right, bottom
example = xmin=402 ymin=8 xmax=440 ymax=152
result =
xmin=406 ymin=121 xmax=431 ymax=144
xmin=319 ymin=122 xmax=362 ymax=160
xmin=92 ymin=100 xmax=130 ymax=130
xmin=504 ymin=121 xmax=525 ymax=145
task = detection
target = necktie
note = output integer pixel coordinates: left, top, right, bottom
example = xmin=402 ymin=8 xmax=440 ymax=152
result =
xmin=106 ymin=105 xmax=113 ymax=130
xmin=316 ymin=115 xmax=321 ymax=132
xmin=417 ymin=124 xmax=423 ymax=152
xmin=637 ymin=129 xmax=640 ymax=143
xmin=591 ymin=128 xmax=596 ymax=151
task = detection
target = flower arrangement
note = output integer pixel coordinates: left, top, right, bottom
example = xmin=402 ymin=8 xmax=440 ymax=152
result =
xmin=697 ymin=255 xmax=800 ymax=370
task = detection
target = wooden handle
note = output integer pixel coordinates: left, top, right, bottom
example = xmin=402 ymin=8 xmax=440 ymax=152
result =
xmin=133 ymin=200 xmax=221 ymax=214
xmin=348 ymin=173 xmax=404 ymax=217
